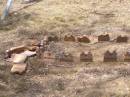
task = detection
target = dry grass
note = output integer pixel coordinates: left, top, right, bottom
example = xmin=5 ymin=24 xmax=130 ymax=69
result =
xmin=27 ymin=57 xmax=50 ymax=75
xmin=1 ymin=0 xmax=130 ymax=32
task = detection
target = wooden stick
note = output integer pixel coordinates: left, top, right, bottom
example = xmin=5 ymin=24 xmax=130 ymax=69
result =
xmin=1 ymin=0 xmax=13 ymax=20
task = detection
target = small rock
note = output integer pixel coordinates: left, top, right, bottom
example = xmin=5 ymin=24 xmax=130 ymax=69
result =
xmin=11 ymin=63 xmax=27 ymax=74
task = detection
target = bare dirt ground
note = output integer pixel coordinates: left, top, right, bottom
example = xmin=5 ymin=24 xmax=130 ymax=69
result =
xmin=0 ymin=0 xmax=130 ymax=97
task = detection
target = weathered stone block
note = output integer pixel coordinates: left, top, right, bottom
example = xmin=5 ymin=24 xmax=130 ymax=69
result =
xmin=124 ymin=51 xmax=130 ymax=62
xmin=56 ymin=52 xmax=73 ymax=62
xmin=104 ymin=50 xmax=117 ymax=62
xmin=48 ymin=35 xmax=59 ymax=42
xmin=43 ymin=36 xmax=49 ymax=45
xmin=6 ymin=44 xmax=38 ymax=58
xmin=77 ymin=35 xmax=90 ymax=43
xmin=21 ymin=50 xmax=36 ymax=57
xmin=11 ymin=63 xmax=27 ymax=74
xmin=116 ymin=35 xmax=128 ymax=43
xmin=12 ymin=54 xmax=27 ymax=63
xmin=64 ymin=35 xmax=75 ymax=42
xmin=6 ymin=45 xmax=26 ymax=58
xmin=80 ymin=52 xmax=93 ymax=62
xmin=98 ymin=34 xmax=110 ymax=42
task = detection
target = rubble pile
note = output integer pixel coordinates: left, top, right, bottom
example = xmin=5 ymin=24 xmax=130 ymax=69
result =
xmin=5 ymin=39 xmax=40 ymax=74
xmin=5 ymin=34 xmax=130 ymax=75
